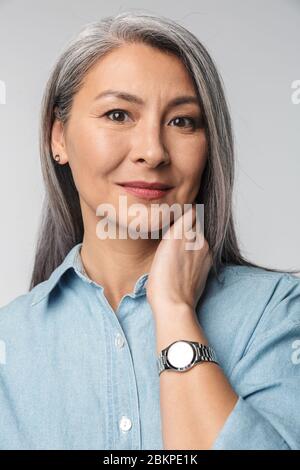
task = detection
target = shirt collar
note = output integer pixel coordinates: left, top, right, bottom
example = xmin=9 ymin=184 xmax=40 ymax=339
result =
xmin=30 ymin=243 xmax=83 ymax=306
xmin=30 ymin=242 xmax=149 ymax=306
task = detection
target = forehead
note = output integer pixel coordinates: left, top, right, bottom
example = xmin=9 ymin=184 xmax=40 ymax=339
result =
xmin=79 ymin=42 xmax=197 ymax=100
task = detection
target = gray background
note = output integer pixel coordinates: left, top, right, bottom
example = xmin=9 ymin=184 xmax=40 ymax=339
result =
xmin=0 ymin=0 xmax=299 ymax=307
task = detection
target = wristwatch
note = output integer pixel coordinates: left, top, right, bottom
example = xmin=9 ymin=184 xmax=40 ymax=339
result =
xmin=157 ymin=340 xmax=218 ymax=375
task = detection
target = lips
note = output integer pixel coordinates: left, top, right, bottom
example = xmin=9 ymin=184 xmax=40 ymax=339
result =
xmin=117 ymin=181 xmax=173 ymax=190
xmin=116 ymin=181 xmax=173 ymax=200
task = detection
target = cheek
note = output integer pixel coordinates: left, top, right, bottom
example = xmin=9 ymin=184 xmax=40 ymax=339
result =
xmin=64 ymin=121 xmax=127 ymax=209
xmin=66 ymin=120 xmax=126 ymax=176
xmin=169 ymin=137 xmax=207 ymax=205
xmin=174 ymin=136 xmax=207 ymax=182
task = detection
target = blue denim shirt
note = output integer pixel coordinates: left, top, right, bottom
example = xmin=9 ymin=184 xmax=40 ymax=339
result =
xmin=0 ymin=242 xmax=300 ymax=450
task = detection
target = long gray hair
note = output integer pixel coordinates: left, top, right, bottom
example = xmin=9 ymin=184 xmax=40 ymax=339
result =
xmin=29 ymin=10 xmax=299 ymax=290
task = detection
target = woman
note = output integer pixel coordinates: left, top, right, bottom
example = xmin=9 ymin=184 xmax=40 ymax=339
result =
xmin=0 ymin=11 xmax=299 ymax=450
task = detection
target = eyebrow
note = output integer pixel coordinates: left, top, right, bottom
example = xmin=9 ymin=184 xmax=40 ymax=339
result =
xmin=93 ymin=89 xmax=200 ymax=110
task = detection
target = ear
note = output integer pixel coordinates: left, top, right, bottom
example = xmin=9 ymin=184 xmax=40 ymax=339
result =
xmin=51 ymin=112 xmax=69 ymax=164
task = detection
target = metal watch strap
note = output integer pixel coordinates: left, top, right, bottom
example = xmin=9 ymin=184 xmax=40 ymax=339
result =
xmin=157 ymin=342 xmax=218 ymax=375
xmin=196 ymin=343 xmax=218 ymax=363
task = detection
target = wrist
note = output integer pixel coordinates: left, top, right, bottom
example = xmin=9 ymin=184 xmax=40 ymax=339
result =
xmin=151 ymin=303 xmax=208 ymax=353
xmin=150 ymin=300 xmax=194 ymax=321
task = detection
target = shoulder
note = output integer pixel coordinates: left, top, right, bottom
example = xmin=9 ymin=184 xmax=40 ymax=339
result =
xmin=214 ymin=263 xmax=300 ymax=286
xmin=0 ymin=243 xmax=82 ymax=327
xmin=198 ymin=264 xmax=300 ymax=370
xmin=204 ymin=264 xmax=300 ymax=321
xmin=220 ymin=264 xmax=300 ymax=321
xmin=0 ymin=279 xmax=52 ymax=328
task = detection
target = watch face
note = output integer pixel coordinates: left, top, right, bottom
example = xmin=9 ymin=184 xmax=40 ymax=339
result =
xmin=166 ymin=341 xmax=196 ymax=370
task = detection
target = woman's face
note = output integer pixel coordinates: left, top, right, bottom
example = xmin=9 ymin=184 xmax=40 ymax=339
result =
xmin=51 ymin=42 xmax=208 ymax=234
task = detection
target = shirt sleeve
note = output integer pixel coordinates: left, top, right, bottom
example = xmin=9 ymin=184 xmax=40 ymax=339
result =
xmin=211 ymin=274 xmax=300 ymax=450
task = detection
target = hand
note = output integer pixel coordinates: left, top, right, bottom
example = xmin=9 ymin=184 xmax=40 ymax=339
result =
xmin=146 ymin=204 xmax=213 ymax=316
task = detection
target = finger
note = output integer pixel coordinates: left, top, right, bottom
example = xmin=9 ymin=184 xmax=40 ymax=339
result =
xmin=185 ymin=205 xmax=204 ymax=238
xmin=185 ymin=212 xmax=206 ymax=250
xmin=170 ymin=205 xmax=194 ymax=240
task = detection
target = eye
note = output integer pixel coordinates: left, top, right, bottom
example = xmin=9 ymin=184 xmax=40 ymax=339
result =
xmin=170 ymin=116 xmax=197 ymax=129
xmin=102 ymin=109 xmax=199 ymax=129
xmin=104 ymin=109 xmax=130 ymax=123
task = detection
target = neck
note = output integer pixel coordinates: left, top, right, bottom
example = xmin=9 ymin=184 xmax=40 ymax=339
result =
xmin=80 ymin=225 xmax=160 ymax=312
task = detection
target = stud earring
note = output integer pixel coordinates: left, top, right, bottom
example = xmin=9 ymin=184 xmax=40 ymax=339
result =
xmin=54 ymin=154 xmax=60 ymax=163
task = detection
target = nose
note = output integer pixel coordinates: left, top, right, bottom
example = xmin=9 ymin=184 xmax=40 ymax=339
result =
xmin=130 ymin=121 xmax=170 ymax=168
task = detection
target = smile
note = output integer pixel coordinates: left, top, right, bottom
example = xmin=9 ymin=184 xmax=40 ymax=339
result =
xmin=116 ymin=184 xmax=172 ymax=200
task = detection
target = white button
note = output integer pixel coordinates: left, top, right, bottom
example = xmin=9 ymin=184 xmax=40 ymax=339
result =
xmin=119 ymin=416 xmax=132 ymax=432
xmin=115 ymin=333 xmax=125 ymax=349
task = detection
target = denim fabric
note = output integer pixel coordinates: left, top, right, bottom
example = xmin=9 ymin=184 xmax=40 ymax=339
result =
xmin=0 ymin=242 xmax=299 ymax=450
